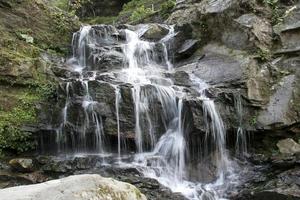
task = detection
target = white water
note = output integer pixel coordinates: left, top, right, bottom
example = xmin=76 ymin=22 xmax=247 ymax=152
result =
xmin=234 ymin=93 xmax=249 ymax=157
xmin=50 ymin=24 xmax=246 ymax=200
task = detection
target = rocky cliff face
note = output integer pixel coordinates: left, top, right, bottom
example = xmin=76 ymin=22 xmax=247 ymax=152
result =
xmin=163 ymin=0 xmax=300 ymax=147
xmin=0 ymin=0 xmax=300 ymax=199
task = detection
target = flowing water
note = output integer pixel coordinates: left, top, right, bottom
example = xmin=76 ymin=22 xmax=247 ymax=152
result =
xmin=43 ymin=24 xmax=248 ymax=199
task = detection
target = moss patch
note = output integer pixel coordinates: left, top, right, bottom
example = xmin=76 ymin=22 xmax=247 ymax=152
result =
xmin=117 ymin=0 xmax=175 ymax=23
xmin=0 ymin=0 xmax=80 ymax=155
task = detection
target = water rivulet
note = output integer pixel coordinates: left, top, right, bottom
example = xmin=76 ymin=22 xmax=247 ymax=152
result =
xmin=40 ymin=24 xmax=248 ymax=200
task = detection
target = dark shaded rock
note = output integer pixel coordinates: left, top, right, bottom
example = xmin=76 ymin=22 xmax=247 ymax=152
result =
xmin=175 ymin=39 xmax=198 ymax=60
xmin=76 ymin=0 xmax=130 ymax=18
xmin=238 ymin=168 xmax=300 ymax=200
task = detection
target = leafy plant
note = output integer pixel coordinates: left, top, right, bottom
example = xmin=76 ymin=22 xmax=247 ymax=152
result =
xmin=0 ymin=127 xmax=36 ymax=154
xmin=130 ymin=5 xmax=154 ymax=22
xmin=160 ymin=0 xmax=176 ymax=18
xmin=250 ymin=116 xmax=257 ymax=126
xmin=263 ymin=0 xmax=282 ymax=24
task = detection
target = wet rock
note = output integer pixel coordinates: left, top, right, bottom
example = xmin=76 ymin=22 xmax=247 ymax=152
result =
xmin=9 ymin=159 xmax=35 ymax=173
xmin=271 ymin=154 xmax=298 ymax=169
xmin=175 ymin=39 xmax=198 ymax=60
xmin=89 ymin=49 xmax=125 ymax=72
xmin=239 ymin=168 xmax=300 ymax=200
xmin=176 ymin=52 xmax=244 ymax=85
xmin=142 ymin=24 xmax=169 ymax=41
xmin=277 ymin=138 xmax=300 ymax=155
xmin=0 ymin=174 xmax=146 ymax=200
xmin=172 ymin=71 xmax=191 ymax=86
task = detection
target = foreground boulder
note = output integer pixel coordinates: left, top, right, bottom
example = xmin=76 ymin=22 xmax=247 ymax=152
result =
xmin=0 ymin=174 xmax=147 ymax=200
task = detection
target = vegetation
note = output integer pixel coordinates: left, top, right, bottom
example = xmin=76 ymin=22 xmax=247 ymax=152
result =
xmin=263 ymin=0 xmax=282 ymax=24
xmin=0 ymin=0 xmax=79 ymax=155
xmin=118 ymin=0 xmax=175 ymax=23
xmin=130 ymin=5 xmax=154 ymax=22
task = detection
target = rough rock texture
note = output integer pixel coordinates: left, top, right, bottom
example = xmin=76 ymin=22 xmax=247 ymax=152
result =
xmin=0 ymin=174 xmax=146 ymax=200
xmin=9 ymin=159 xmax=35 ymax=173
xmin=277 ymin=138 xmax=300 ymax=154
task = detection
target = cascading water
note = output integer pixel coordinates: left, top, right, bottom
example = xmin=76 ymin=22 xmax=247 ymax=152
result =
xmin=234 ymin=93 xmax=249 ymax=157
xmin=43 ymin=24 xmax=248 ymax=200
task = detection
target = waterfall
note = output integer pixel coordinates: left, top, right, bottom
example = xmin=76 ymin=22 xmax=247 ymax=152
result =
xmin=115 ymin=86 xmax=122 ymax=161
xmin=43 ymin=24 xmax=247 ymax=200
xmin=234 ymin=93 xmax=249 ymax=157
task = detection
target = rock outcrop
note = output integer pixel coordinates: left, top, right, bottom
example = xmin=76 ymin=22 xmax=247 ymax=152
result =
xmin=0 ymin=174 xmax=146 ymax=200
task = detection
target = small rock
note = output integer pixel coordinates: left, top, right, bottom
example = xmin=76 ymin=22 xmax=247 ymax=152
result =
xmin=175 ymin=39 xmax=198 ymax=60
xmin=9 ymin=159 xmax=34 ymax=173
xmin=277 ymin=138 xmax=300 ymax=155
xmin=142 ymin=24 xmax=169 ymax=41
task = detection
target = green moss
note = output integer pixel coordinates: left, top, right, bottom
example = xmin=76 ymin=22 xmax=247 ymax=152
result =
xmin=0 ymin=87 xmax=42 ymax=154
xmin=263 ymin=0 xmax=283 ymax=25
xmin=117 ymin=0 xmax=167 ymax=23
xmin=250 ymin=116 xmax=257 ymax=126
xmin=160 ymin=0 xmax=176 ymax=19
xmin=130 ymin=5 xmax=154 ymax=22
xmin=0 ymin=0 xmax=76 ymax=155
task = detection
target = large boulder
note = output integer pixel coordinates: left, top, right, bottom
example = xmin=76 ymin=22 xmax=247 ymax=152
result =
xmin=277 ymin=138 xmax=300 ymax=155
xmin=0 ymin=174 xmax=147 ymax=200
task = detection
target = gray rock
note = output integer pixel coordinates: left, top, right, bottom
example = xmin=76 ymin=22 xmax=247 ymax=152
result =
xmin=257 ymin=75 xmax=296 ymax=127
xmin=274 ymin=4 xmax=300 ymax=53
xmin=235 ymin=13 xmax=272 ymax=50
xmin=176 ymin=53 xmax=244 ymax=85
xmin=141 ymin=24 xmax=169 ymax=41
xmin=0 ymin=174 xmax=147 ymax=200
xmin=199 ymin=0 xmax=236 ymax=14
xmin=242 ymin=168 xmax=300 ymax=200
xmin=277 ymin=138 xmax=300 ymax=155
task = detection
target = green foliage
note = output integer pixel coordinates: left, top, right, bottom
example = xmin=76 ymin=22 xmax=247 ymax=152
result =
xmin=70 ymin=0 xmax=91 ymax=11
xmin=263 ymin=0 xmax=282 ymax=24
xmin=35 ymin=82 xmax=57 ymax=99
xmin=52 ymin=0 xmax=69 ymax=11
xmin=0 ymin=90 xmax=40 ymax=154
xmin=0 ymin=127 xmax=36 ymax=154
xmin=130 ymin=5 xmax=154 ymax=22
xmin=118 ymin=0 xmax=166 ymax=23
xmin=250 ymin=116 xmax=257 ymax=126
xmin=257 ymin=48 xmax=272 ymax=61
xmin=160 ymin=0 xmax=176 ymax=18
